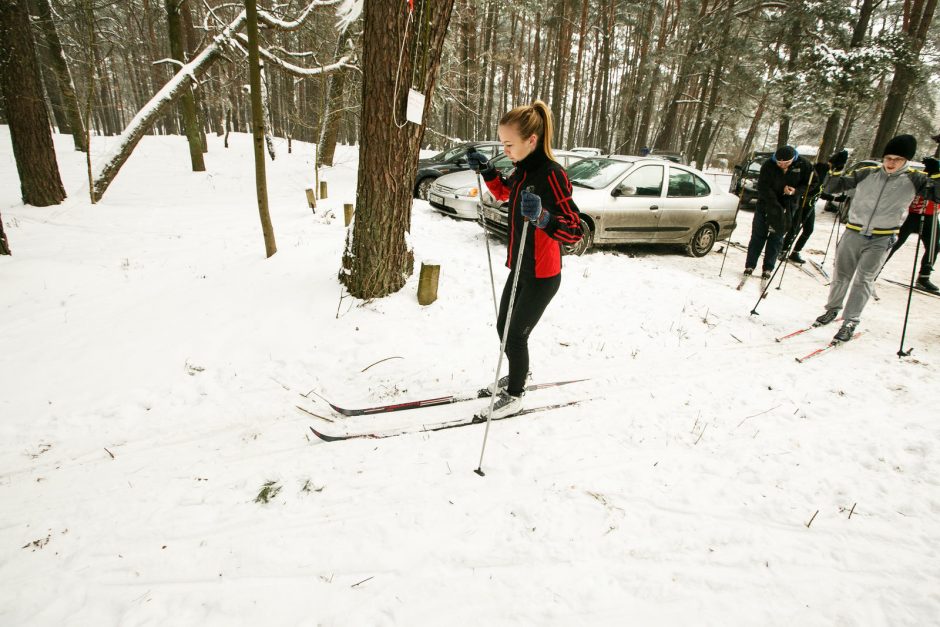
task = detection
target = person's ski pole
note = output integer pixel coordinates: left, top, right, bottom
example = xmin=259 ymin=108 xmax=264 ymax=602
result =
xmin=898 ymin=211 xmax=926 ymax=357
xmin=476 ymin=188 xmax=533 ymax=476
xmin=719 ymin=172 xmax=748 ymax=278
xmin=475 ymin=169 xmax=499 ymax=319
xmin=775 ymin=168 xmax=818 ymax=290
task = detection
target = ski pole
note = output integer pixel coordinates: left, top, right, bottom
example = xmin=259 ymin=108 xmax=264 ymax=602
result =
xmin=775 ymin=168 xmax=818 ymax=291
xmin=928 ymin=207 xmax=938 ymax=274
xmin=821 ymin=200 xmax=841 ymax=265
xmin=475 ymin=169 xmax=499 ymax=319
xmin=749 ymin=196 xmax=815 ymax=314
xmin=719 ymin=175 xmax=747 ymax=278
xmin=476 ymin=188 xmax=533 ymax=476
xmin=898 ymin=212 xmax=926 ymax=357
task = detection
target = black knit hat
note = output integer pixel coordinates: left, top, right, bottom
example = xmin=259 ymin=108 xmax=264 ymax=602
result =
xmin=774 ymin=145 xmax=796 ymax=161
xmin=882 ymin=134 xmax=916 ymax=160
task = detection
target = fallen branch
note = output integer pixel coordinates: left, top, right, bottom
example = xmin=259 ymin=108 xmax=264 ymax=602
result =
xmin=805 ymin=509 xmax=819 ymax=528
xmin=360 ymin=356 xmax=403 ymax=372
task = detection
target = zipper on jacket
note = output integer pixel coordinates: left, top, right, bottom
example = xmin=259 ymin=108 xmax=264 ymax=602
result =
xmin=863 ymin=173 xmax=889 ymax=236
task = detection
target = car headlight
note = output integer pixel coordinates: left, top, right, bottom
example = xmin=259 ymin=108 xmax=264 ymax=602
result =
xmin=454 ymin=186 xmax=479 ymax=197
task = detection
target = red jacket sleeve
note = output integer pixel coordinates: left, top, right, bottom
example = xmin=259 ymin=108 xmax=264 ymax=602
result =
xmin=543 ymin=169 xmax=583 ymax=244
xmin=482 ymin=169 xmax=511 ymax=202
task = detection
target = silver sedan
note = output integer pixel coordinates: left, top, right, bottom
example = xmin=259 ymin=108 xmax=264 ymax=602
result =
xmin=480 ymin=156 xmax=739 ymax=257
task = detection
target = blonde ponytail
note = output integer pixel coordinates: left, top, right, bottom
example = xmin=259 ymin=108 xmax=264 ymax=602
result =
xmin=499 ymin=99 xmax=557 ymax=162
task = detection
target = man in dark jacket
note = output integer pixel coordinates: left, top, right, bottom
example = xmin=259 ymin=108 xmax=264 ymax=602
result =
xmin=743 ymin=145 xmax=813 ymax=282
xmin=814 ymin=135 xmax=940 ymax=341
xmin=787 ymin=160 xmax=833 ymax=264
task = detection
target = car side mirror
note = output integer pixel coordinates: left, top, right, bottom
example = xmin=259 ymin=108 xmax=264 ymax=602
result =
xmin=733 ymin=165 xmax=743 ymax=172
xmin=613 ymin=184 xmax=636 ymax=197
xmin=456 ymin=157 xmax=468 ymax=165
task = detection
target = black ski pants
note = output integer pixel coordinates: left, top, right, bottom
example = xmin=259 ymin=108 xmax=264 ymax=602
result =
xmin=496 ymin=270 xmax=561 ymax=396
xmin=884 ymin=212 xmax=939 ymax=278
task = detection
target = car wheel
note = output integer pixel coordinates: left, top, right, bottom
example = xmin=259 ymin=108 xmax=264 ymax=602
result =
xmin=563 ymin=219 xmax=593 ymax=256
xmin=416 ymin=177 xmax=435 ymax=200
xmin=687 ymin=223 xmax=717 ymax=257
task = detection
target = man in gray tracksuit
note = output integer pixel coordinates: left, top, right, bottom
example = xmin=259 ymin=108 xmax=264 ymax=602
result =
xmin=814 ymin=134 xmax=940 ymax=342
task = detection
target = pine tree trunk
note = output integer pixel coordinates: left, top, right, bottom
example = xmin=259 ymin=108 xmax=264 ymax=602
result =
xmin=871 ymin=0 xmax=937 ymax=156
xmin=245 ymin=0 xmax=276 ymax=258
xmin=0 ymin=0 xmax=66 ymax=206
xmin=340 ymin=0 xmax=455 ymax=299
xmin=166 ymin=0 xmax=206 ymax=171
xmin=319 ymin=67 xmax=346 ymax=166
xmin=31 ymin=0 xmax=88 ymax=151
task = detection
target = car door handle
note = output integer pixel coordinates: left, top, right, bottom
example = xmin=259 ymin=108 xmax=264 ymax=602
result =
xmin=700 ymin=206 xmax=709 ymax=211
xmin=649 ymin=205 xmax=659 ymax=211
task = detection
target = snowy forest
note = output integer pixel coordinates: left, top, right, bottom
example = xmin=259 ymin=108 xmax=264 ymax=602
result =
xmin=2 ymin=0 xmax=938 ymax=174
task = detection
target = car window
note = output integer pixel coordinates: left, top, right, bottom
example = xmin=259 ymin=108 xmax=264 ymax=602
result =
xmin=747 ymin=161 xmax=762 ymax=174
xmin=491 ymin=154 xmax=514 ymax=172
xmin=566 ymin=158 xmax=634 ymax=189
xmin=432 ymin=146 xmax=466 ymax=162
xmin=694 ymin=174 xmax=711 ymax=196
xmin=475 ymin=145 xmax=497 ymax=157
xmin=620 ymin=165 xmax=664 ymax=196
xmin=668 ymin=169 xmax=707 ymax=197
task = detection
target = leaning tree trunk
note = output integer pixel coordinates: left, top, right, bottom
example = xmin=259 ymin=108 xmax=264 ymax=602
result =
xmin=340 ymin=0 xmax=455 ymax=299
xmin=0 ymin=0 xmax=66 ymax=206
xmin=166 ymin=0 xmax=205 ymax=171
xmin=31 ymin=0 xmax=87 ymax=152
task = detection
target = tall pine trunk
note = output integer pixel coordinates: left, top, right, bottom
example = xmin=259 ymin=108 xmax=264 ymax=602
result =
xmin=167 ymin=0 xmax=206 ymax=171
xmin=31 ymin=0 xmax=88 ymax=151
xmin=340 ymin=0 xmax=455 ymax=299
xmin=0 ymin=0 xmax=66 ymax=206
xmin=245 ymin=0 xmax=276 ymax=258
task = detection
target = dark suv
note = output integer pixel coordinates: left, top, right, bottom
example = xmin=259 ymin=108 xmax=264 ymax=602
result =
xmin=413 ymin=141 xmax=502 ymax=200
xmin=729 ymin=151 xmax=773 ymax=209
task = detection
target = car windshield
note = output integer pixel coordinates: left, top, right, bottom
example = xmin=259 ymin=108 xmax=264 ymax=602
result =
xmin=747 ymin=160 xmax=763 ymax=174
xmin=566 ymin=158 xmax=633 ymax=189
xmin=430 ymin=146 xmax=467 ymax=162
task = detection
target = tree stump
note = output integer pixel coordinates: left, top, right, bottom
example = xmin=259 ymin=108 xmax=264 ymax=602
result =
xmin=344 ymin=203 xmax=354 ymax=226
xmin=305 ymin=188 xmax=316 ymax=211
xmin=417 ymin=262 xmax=440 ymax=306
xmin=319 ymin=180 xmax=328 ymax=199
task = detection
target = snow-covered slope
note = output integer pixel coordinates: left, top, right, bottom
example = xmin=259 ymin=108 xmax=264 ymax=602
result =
xmin=1 ymin=128 xmax=937 ymax=625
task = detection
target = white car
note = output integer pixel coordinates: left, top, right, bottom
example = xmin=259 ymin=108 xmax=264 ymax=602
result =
xmin=426 ymin=151 xmax=585 ymax=220
xmin=481 ymin=156 xmax=740 ymax=257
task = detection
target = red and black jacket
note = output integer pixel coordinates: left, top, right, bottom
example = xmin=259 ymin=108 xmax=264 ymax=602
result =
xmin=481 ymin=149 xmax=583 ymax=278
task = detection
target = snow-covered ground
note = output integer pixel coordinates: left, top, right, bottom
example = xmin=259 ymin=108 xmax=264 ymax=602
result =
xmin=1 ymin=128 xmax=938 ymax=626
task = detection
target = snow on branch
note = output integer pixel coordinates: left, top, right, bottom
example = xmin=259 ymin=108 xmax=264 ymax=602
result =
xmin=257 ymin=0 xmax=343 ymax=31
xmin=234 ymin=33 xmax=355 ymax=76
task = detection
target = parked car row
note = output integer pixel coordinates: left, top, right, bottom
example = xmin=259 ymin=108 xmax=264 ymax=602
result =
xmin=415 ymin=143 xmax=738 ymax=260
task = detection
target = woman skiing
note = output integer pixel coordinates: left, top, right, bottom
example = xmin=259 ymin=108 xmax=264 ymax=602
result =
xmin=466 ymin=100 xmax=583 ymax=419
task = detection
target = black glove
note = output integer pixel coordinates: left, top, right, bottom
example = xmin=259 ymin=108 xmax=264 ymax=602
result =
xmin=819 ymin=192 xmax=835 ymax=201
xmin=466 ymin=150 xmax=490 ymax=172
xmin=924 ymin=157 xmax=939 ymax=176
xmin=828 ymin=149 xmax=848 ymax=170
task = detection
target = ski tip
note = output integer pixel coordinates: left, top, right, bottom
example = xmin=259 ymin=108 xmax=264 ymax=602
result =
xmin=309 ymin=425 xmax=348 ymax=443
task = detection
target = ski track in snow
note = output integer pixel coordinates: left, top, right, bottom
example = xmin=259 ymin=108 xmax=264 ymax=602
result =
xmin=1 ymin=128 xmax=938 ymax=626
